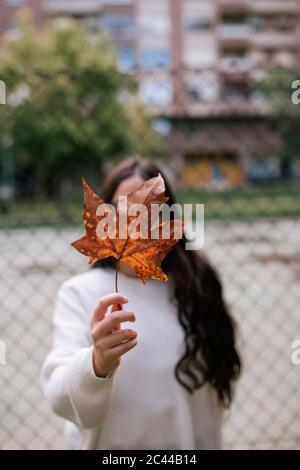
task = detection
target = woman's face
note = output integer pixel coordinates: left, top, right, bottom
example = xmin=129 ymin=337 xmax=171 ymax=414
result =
xmin=112 ymin=174 xmax=145 ymax=205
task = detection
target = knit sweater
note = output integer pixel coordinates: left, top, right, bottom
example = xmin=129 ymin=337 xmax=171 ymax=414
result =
xmin=41 ymin=267 xmax=222 ymax=450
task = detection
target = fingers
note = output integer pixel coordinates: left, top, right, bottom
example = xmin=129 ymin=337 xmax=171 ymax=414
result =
xmin=91 ymin=293 xmax=128 ymax=327
xmin=106 ymin=337 xmax=138 ymax=359
xmin=91 ymin=310 xmax=136 ymax=339
xmin=111 ymin=302 xmax=122 ymax=332
xmin=111 ymin=303 xmax=122 ymax=312
xmin=101 ymin=328 xmax=137 ymax=349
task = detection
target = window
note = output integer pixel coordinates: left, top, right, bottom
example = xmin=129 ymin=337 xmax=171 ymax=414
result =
xmin=274 ymin=15 xmax=295 ymax=32
xmin=186 ymin=72 xmax=219 ymax=103
xmin=117 ymin=46 xmax=135 ymax=72
xmin=223 ymin=47 xmax=247 ymax=58
xmin=249 ymin=15 xmax=266 ymax=31
xmin=219 ymin=14 xmax=250 ymax=38
xmin=183 ymin=37 xmax=217 ymax=67
xmin=139 ymin=17 xmax=170 ymax=35
xmin=248 ymin=156 xmax=280 ymax=181
xmin=102 ymin=13 xmax=135 ymax=38
xmin=250 ymin=14 xmax=296 ymax=33
xmin=222 ymin=13 xmax=248 ymax=25
xmin=140 ymin=49 xmax=170 ymax=69
xmin=183 ymin=16 xmax=211 ymax=31
xmin=4 ymin=18 xmax=19 ymax=37
xmin=139 ymin=77 xmax=173 ymax=106
xmin=223 ymin=78 xmax=251 ymax=100
xmin=151 ymin=118 xmax=172 ymax=137
xmin=264 ymin=48 xmax=276 ymax=62
xmin=183 ymin=123 xmax=199 ymax=136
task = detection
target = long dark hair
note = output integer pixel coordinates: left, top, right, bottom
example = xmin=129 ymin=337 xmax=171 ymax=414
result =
xmin=94 ymin=157 xmax=241 ymax=406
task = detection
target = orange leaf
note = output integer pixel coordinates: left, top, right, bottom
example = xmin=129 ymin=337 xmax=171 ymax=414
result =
xmin=71 ymin=175 xmax=183 ymax=291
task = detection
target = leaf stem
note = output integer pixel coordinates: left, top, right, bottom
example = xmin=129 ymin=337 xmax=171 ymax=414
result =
xmin=115 ymin=258 xmax=120 ymax=293
xmin=114 ymin=237 xmax=129 ymax=294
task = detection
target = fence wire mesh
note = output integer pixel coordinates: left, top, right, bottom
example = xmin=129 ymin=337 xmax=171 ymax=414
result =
xmin=0 ymin=66 xmax=300 ymax=450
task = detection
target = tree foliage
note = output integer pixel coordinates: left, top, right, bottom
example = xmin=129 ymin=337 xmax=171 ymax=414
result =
xmin=0 ymin=10 xmax=164 ymax=197
xmin=261 ymin=66 xmax=300 ymax=174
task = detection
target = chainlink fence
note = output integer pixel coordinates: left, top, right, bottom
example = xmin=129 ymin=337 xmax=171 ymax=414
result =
xmin=1 ymin=67 xmax=300 ymax=450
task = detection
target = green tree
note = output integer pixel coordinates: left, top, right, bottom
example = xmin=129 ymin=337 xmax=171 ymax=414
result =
xmin=126 ymin=96 xmax=168 ymax=158
xmin=0 ymin=10 xmax=132 ymax=197
xmin=261 ymin=66 xmax=300 ymax=180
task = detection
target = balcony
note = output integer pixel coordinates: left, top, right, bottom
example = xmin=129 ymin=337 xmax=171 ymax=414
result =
xmin=218 ymin=0 xmax=299 ymax=14
xmin=44 ymin=1 xmax=102 ymax=16
xmin=250 ymin=1 xmax=299 ymax=15
xmin=44 ymin=0 xmax=134 ymax=15
xmin=252 ymin=31 xmax=298 ymax=49
xmin=219 ymin=57 xmax=253 ymax=74
xmin=218 ymin=0 xmax=250 ymax=13
xmin=102 ymin=1 xmax=133 ymax=4
xmin=217 ymin=24 xmax=251 ymax=44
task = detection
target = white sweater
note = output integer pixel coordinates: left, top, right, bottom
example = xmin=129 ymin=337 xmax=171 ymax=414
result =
xmin=41 ymin=267 xmax=223 ymax=450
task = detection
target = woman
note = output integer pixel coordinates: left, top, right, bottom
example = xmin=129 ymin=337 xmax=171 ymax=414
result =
xmin=41 ymin=157 xmax=241 ymax=450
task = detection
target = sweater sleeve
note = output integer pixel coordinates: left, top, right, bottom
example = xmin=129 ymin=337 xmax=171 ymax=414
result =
xmin=189 ymin=385 xmax=223 ymax=449
xmin=40 ymin=280 xmax=115 ymax=429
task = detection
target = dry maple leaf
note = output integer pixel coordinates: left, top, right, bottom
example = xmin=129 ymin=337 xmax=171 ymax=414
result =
xmin=71 ymin=175 xmax=183 ymax=292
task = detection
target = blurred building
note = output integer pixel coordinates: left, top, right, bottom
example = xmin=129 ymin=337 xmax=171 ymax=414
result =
xmin=3 ymin=0 xmax=300 ymax=187
xmin=0 ymin=0 xmax=45 ymax=37
xmin=43 ymin=0 xmax=300 ymax=187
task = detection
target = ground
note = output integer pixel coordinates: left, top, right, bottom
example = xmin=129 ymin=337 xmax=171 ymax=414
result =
xmin=0 ymin=218 xmax=300 ymax=449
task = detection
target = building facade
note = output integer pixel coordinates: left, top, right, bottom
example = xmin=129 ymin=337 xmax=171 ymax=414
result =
xmin=0 ymin=0 xmax=45 ymax=37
